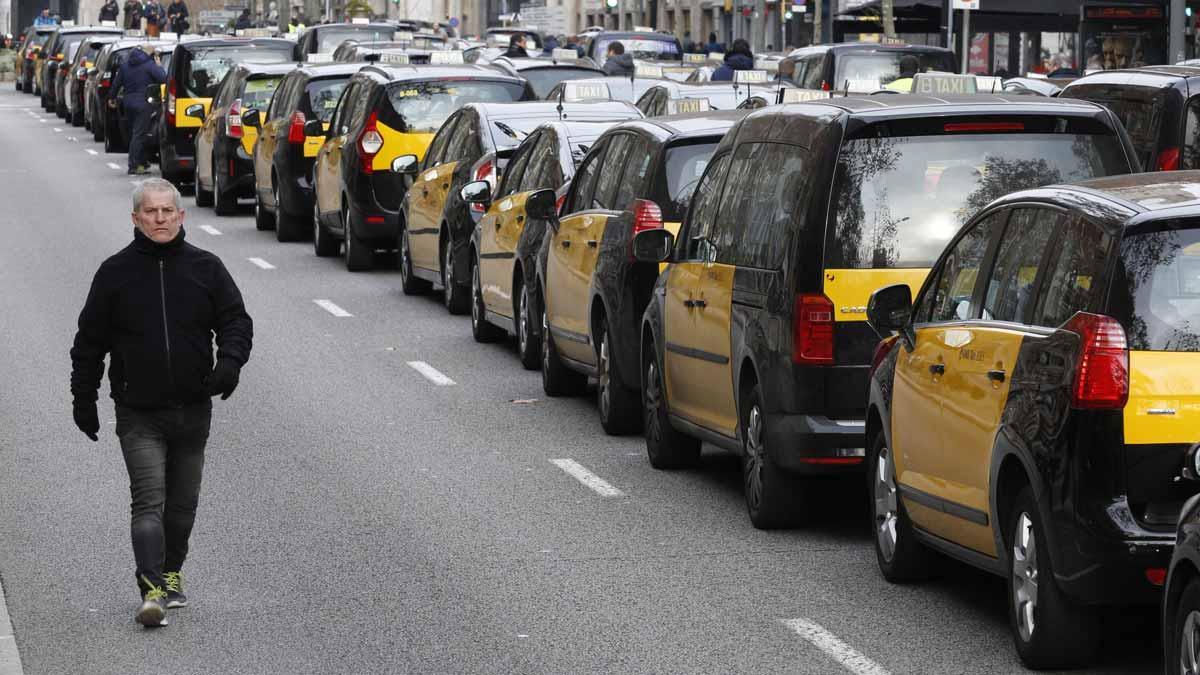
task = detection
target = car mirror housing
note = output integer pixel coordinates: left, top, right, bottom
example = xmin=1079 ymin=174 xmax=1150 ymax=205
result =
xmin=145 ymin=83 xmax=162 ymax=104
xmin=866 ymin=284 xmax=913 ymax=341
xmin=525 ymin=188 xmax=557 ymax=221
xmin=459 ymin=180 xmax=491 ymax=205
xmin=303 ymin=119 xmax=325 ymax=137
xmin=391 ymin=154 xmax=419 ymax=175
xmin=241 ymin=108 xmax=261 ymax=128
xmin=184 ymin=102 xmax=205 ymax=120
xmin=631 ymin=228 xmax=675 ymax=263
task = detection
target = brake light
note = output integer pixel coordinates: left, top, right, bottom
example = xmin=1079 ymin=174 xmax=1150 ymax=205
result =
xmin=226 ymin=98 xmax=243 ymax=139
xmin=943 ymin=122 xmax=1025 ymax=133
xmin=166 ymin=78 xmax=176 ymax=126
xmin=1146 ymin=568 xmax=1167 ymax=586
xmin=470 ymin=159 xmax=494 ymax=214
xmin=793 ymin=293 xmax=835 ymax=365
xmin=631 ymin=199 xmax=662 ymax=235
xmin=99 ymin=75 xmax=111 ymax=89
xmin=287 ymin=111 xmax=306 ymax=144
xmin=869 ymin=335 xmax=899 ymax=378
xmin=1065 ymin=312 xmax=1128 ymax=409
xmin=358 ymin=111 xmax=382 ymax=174
xmin=821 ymin=80 xmax=830 ymax=91
xmin=1157 ymin=146 xmax=1181 ymax=172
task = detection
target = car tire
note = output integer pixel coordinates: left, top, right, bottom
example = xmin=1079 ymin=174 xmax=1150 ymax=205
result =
xmin=343 ymin=205 xmax=371 ymax=271
xmin=441 ymin=237 xmax=469 ymax=314
xmin=868 ymin=431 xmax=935 ymax=582
xmin=398 ymin=225 xmax=430 ymax=294
xmin=71 ymin=107 xmax=83 ymax=126
xmin=312 ymin=206 xmax=338 ymax=257
xmin=213 ymin=154 xmax=237 ymax=216
xmin=742 ymin=385 xmax=804 ymax=529
xmin=103 ymin=123 xmax=125 ymax=153
xmin=541 ymin=299 xmax=585 ymax=397
xmin=1170 ymin=578 xmax=1200 ymax=675
xmin=515 ymin=280 xmax=540 ymax=371
xmin=1007 ymin=486 xmax=1100 ymax=669
xmin=194 ymin=161 xmax=214 ymax=207
xmin=597 ymin=319 xmax=642 ymax=435
xmin=254 ymin=192 xmax=275 ymax=231
xmin=92 ymin=113 xmax=105 ymax=142
xmin=274 ymin=182 xmax=304 ymax=242
xmin=471 ymin=255 xmax=504 ymax=343
xmin=642 ymin=342 xmax=700 ymax=469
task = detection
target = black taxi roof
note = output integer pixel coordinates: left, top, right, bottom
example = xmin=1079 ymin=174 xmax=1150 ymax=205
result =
xmin=56 ymin=25 xmax=124 ymax=34
xmin=790 ymin=93 xmax=1108 ymax=116
xmin=620 ymin=109 xmax=750 ymax=140
xmin=1072 ymin=171 xmax=1200 ymax=215
xmin=786 ymin=42 xmax=954 ymax=57
xmin=492 ymin=56 xmax=601 ymax=71
xmin=297 ymin=62 xmax=369 ymax=78
xmin=1064 ymin=65 xmax=1200 ymax=91
xmin=232 ymin=61 xmax=299 ymax=76
xmin=107 ymin=38 xmax=180 ymax=50
xmin=176 ymin=37 xmax=295 ymax=51
xmin=467 ymin=100 xmax=638 ymax=120
xmin=305 ymin=22 xmax=394 ymax=30
xmin=360 ymin=63 xmax=525 ymax=83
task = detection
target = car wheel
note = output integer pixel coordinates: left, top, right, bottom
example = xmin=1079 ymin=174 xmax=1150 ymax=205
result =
xmin=642 ymin=344 xmax=699 ymax=469
xmin=274 ymin=181 xmax=303 ymax=242
xmin=312 ymin=206 xmax=338 ymax=257
xmin=869 ymin=431 xmax=934 ymax=582
xmin=471 ymin=255 xmax=504 ymax=342
xmin=193 ymin=160 xmax=214 ymax=207
xmin=597 ymin=320 xmax=642 ymax=435
xmin=398 ymin=225 xmax=430 ymax=294
xmin=343 ymin=204 xmax=371 ymax=271
xmin=254 ymin=191 xmax=275 ymax=231
xmin=516 ymin=280 xmax=540 ymax=370
xmin=742 ymin=385 xmax=804 ymax=529
xmin=71 ymin=107 xmax=83 ymax=126
xmin=541 ymin=299 xmax=585 ymax=397
xmin=1007 ymin=486 xmax=1100 ymax=669
xmin=213 ymin=154 xmax=237 ymax=216
xmin=441 ymin=238 xmax=469 ymax=314
xmin=103 ymin=122 xmax=125 ymax=153
xmin=1170 ymin=579 xmax=1200 ymax=675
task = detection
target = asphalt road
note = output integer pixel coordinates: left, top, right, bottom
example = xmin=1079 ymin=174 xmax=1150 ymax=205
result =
xmin=0 ymin=86 xmax=1164 ymax=674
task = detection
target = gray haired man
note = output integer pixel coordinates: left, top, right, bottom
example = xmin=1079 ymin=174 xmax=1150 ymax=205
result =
xmin=69 ymin=179 xmax=253 ymax=627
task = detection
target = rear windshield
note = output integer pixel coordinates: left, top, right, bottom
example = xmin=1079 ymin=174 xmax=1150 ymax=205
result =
xmin=593 ymin=36 xmax=681 ymax=65
xmin=830 ymin=132 xmax=1131 ymax=269
xmin=663 ymin=141 xmax=718 ymax=220
xmin=29 ymin=32 xmax=54 ymax=48
xmin=521 ymin=67 xmax=599 ymax=99
xmin=833 ymin=51 xmax=956 ymax=89
xmin=1110 ymin=222 xmax=1200 ymax=352
xmin=305 ymin=77 xmax=349 ymax=122
xmin=1065 ymin=87 xmax=1164 ymax=168
xmin=240 ymin=76 xmax=283 ymax=109
xmin=317 ymin=27 xmax=395 ymax=53
xmin=183 ymin=46 xmax=292 ymax=98
xmin=386 ymin=80 xmax=525 ymax=133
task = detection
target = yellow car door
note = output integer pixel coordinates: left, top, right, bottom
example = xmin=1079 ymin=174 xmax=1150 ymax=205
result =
xmin=253 ymin=113 xmax=281 ymax=199
xmin=409 ymin=160 xmax=457 ymax=271
xmin=688 ymin=261 xmax=737 ymax=435
xmin=545 ymin=210 xmax=599 ymax=364
xmin=482 ymin=191 xmax=531 ymax=316
xmin=662 ymin=261 xmax=705 ymax=421
xmin=195 ymin=103 xmax=221 ymax=188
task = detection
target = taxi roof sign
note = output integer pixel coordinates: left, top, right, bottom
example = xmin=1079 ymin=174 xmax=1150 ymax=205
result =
xmin=551 ymin=48 xmax=577 ymax=61
xmin=707 ymin=52 xmax=724 ymax=62
xmin=734 ymin=69 xmax=768 ymax=84
xmin=683 ymin=52 xmax=706 ymax=64
xmin=380 ymin=52 xmax=410 ymax=64
xmin=753 ymin=58 xmax=779 ymax=72
xmin=61 ymin=20 xmax=76 ymax=27
xmin=561 ymin=81 xmax=611 ymax=102
xmin=100 ymin=20 xmax=117 ymax=27
xmin=844 ymin=78 xmax=881 ymax=92
xmin=160 ymin=31 xmax=178 ymax=40
xmin=911 ymin=72 xmax=978 ymax=95
xmin=974 ymin=75 xmax=1002 ymax=93
xmin=351 ymin=17 xmax=370 ymax=24
xmin=781 ymin=88 xmax=832 ymax=103
xmin=396 ymin=31 xmax=414 ymax=42
xmin=124 ymin=29 xmax=145 ymax=37
xmin=235 ymin=28 xmax=274 ymax=37
xmin=634 ymin=63 xmax=663 ymax=78
xmin=666 ymin=97 xmax=711 ymax=114
xmin=306 ymin=52 xmax=334 ymax=63
xmin=429 ymin=50 xmax=464 ymax=65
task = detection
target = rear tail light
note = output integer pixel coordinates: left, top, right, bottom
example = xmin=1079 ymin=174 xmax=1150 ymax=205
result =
xmin=793 ymin=293 xmax=835 ymax=365
xmin=943 ymin=122 xmax=1025 ymax=132
xmin=287 ymin=111 xmax=306 ymax=144
xmin=225 ymin=98 xmax=243 ymax=139
xmin=1064 ymin=312 xmax=1129 ymax=409
xmin=555 ymin=192 xmax=566 ymax=215
xmin=470 ymin=159 xmax=494 ymax=213
xmin=1157 ymin=146 xmax=1181 ymax=172
xmin=365 ymin=215 xmax=385 ymax=224
xmin=1146 ymin=568 xmax=1167 ymax=586
xmin=99 ymin=75 xmax=111 ymax=89
xmin=869 ymin=335 xmax=899 ymax=378
xmin=358 ymin=111 xmax=382 ymax=174
xmin=166 ymin=77 xmax=176 ymax=126
xmin=631 ymin=199 xmax=662 ymax=235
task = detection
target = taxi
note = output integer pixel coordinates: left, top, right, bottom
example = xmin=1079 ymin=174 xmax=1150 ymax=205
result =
xmin=63 ymin=35 xmax=116 ymax=125
xmin=459 ymin=118 xmax=641 ymax=366
xmin=292 ymin=21 xmax=397 ymax=59
xmin=39 ymin=25 xmax=123 ymax=112
xmin=865 ymin=172 xmax=1200 ymax=669
xmin=581 ymin=31 xmax=682 ymax=67
xmin=396 ymin=100 xmax=639 ymax=304
xmin=310 ymin=62 xmax=532 ymax=270
xmin=544 ymin=76 xmax=668 ymax=105
xmin=485 ymin=55 xmax=603 ymax=99
xmin=16 ymin=26 xmax=57 ymax=94
xmin=192 ymin=62 xmax=292 ymax=215
xmin=248 ymin=62 xmax=366 ymax=239
xmin=630 ymin=93 xmax=1136 ymax=529
xmin=528 ymin=111 xmax=747 ymax=434
xmin=158 ymin=37 xmax=296 ymax=186
xmin=635 ymin=81 xmax=780 ymax=116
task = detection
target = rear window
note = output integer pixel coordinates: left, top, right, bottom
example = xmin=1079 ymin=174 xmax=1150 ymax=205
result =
xmin=829 ymin=129 xmax=1131 ymax=269
xmin=663 ymin=141 xmax=718 ymax=220
xmin=316 ymin=27 xmax=395 ymax=53
xmin=240 ymin=76 xmax=282 ymax=109
xmin=594 ymin=37 xmax=681 ymax=65
xmin=385 ymin=80 xmax=525 ymax=133
xmin=305 ymin=77 xmax=348 ymax=122
xmin=1110 ymin=221 xmax=1200 ymax=352
xmin=1066 ymin=86 xmax=1164 ymax=168
xmin=833 ymin=51 xmax=955 ymax=89
xmin=520 ymin=67 xmax=599 ymax=99
xmin=183 ymin=46 xmax=292 ymax=98
xmin=30 ymin=32 xmax=53 ymax=47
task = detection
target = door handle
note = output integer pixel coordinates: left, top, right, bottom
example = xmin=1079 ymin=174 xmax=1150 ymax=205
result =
xmin=561 ymin=240 xmax=571 ymax=248
xmin=683 ymin=299 xmax=696 ymax=308
xmin=516 ymin=215 xmax=524 ymax=223
xmin=441 ymin=183 xmax=449 ymax=189
xmin=929 ymin=363 xmax=945 ymax=376
xmin=586 ymin=239 xmax=597 ymax=248
xmin=494 ymin=220 xmax=502 ymax=229
xmin=421 ymin=189 xmax=429 ymax=198
xmin=987 ymin=369 xmax=1006 ymax=383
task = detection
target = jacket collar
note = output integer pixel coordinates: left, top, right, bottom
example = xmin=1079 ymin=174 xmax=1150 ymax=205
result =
xmin=132 ymin=227 xmax=186 ymax=256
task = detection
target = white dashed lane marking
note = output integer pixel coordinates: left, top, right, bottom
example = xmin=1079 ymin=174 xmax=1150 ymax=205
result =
xmin=549 ymin=459 xmax=624 ymax=497
xmin=85 ymin=149 xmax=98 ymax=155
xmin=313 ymin=299 xmax=352 ymax=317
xmin=247 ymin=257 xmax=275 ymax=270
xmin=781 ymin=619 xmax=891 ymax=675
xmin=406 ymin=361 xmax=455 ymax=386
xmin=0 ymin=575 xmax=25 ymax=674
xmin=198 ymin=225 xmax=222 ymax=236
xmin=52 ymin=127 xmax=61 ymax=132
xmin=105 ymin=162 xmax=121 ymax=170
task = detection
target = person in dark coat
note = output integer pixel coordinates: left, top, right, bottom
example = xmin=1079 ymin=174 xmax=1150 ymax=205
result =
xmin=112 ymin=45 xmax=166 ymax=174
xmin=142 ymin=0 xmax=164 ymax=36
xmin=99 ymin=0 xmax=121 ymax=22
xmin=704 ymin=32 xmax=723 ymax=53
xmin=166 ymin=0 xmax=189 ymax=33
xmin=602 ymin=41 xmax=634 ymax=76
xmin=711 ymin=38 xmax=753 ymax=81
xmin=123 ymin=0 xmax=143 ymax=29
xmin=503 ymin=34 xmax=528 ymax=58
xmin=234 ymin=8 xmax=252 ymax=29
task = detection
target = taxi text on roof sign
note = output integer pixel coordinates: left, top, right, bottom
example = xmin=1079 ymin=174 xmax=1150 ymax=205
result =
xmin=912 ymin=72 xmax=978 ymax=95
xmin=429 ymin=50 xmax=464 ymax=65
xmin=380 ymin=52 xmax=410 ymax=64
xmin=124 ymin=29 xmax=145 ymax=37
xmin=551 ymin=48 xmax=577 ymax=61
xmin=734 ymin=70 xmax=768 ymax=84
xmin=635 ymin=63 xmax=663 ymax=78
xmin=562 ymin=81 xmax=611 ymax=102
xmin=351 ymin=17 xmax=370 ymax=24
xmin=781 ymin=88 xmax=832 ymax=103
xmin=397 ymin=31 xmax=414 ymax=42
xmin=306 ymin=52 xmax=334 ymax=62
xmin=100 ymin=20 xmax=117 ymax=26
xmin=753 ymin=58 xmax=779 ymax=72
xmin=683 ymin=53 xmax=706 ymax=64
xmin=667 ymin=97 xmax=711 ymax=115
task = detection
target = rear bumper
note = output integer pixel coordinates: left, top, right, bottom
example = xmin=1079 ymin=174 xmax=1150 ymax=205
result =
xmin=1054 ymin=524 xmax=1173 ymax=606
xmin=346 ymin=173 xmax=402 ymax=244
xmin=159 ymin=127 xmax=197 ymax=180
xmin=764 ymin=412 xmax=866 ymax=474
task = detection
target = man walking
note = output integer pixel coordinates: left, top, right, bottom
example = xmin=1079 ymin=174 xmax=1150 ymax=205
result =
xmin=99 ymin=0 xmax=121 ymax=23
xmin=112 ymin=44 xmax=164 ymax=175
xmin=166 ymin=0 xmax=189 ymax=34
xmin=70 ymin=179 xmax=253 ymax=628
xmin=123 ymin=0 xmax=143 ymax=30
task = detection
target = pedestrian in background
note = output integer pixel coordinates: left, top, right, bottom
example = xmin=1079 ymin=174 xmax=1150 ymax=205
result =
xmin=166 ymin=0 xmax=189 ymax=34
xmin=123 ymin=0 xmax=143 ymax=30
xmin=99 ymin=0 xmax=121 ymax=23
xmin=235 ymin=8 xmax=252 ymax=29
xmin=70 ymin=178 xmax=253 ymax=628
xmin=503 ymin=34 xmax=527 ymax=58
xmin=602 ymin=41 xmax=634 ymax=76
xmin=704 ymin=32 xmax=722 ymax=53
xmin=682 ymin=30 xmax=695 ymax=53
xmin=112 ymin=44 xmax=165 ymax=174
xmin=33 ymin=9 xmax=56 ymax=26
xmin=143 ymin=0 xmax=164 ymax=37
xmin=711 ymin=38 xmax=752 ymax=81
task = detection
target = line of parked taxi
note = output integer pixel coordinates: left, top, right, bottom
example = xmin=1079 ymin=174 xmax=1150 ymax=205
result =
xmin=18 ymin=26 xmax=1198 ymax=670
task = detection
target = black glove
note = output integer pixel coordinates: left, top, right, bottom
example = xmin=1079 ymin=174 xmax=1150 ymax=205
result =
xmin=205 ymin=358 xmax=240 ymax=400
xmin=73 ymin=400 xmax=99 ymax=442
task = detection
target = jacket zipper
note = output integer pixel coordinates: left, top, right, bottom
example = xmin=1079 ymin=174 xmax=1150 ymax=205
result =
xmin=159 ymin=259 xmax=175 ymax=394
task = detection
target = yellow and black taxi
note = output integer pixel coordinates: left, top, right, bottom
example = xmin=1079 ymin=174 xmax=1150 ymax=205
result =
xmin=1063 ymin=66 xmax=1200 ymax=172
xmin=527 ymin=111 xmax=746 ymax=434
xmin=397 ymin=100 xmax=638 ymax=304
xmin=631 ymin=94 xmax=1137 ymax=529
xmin=781 ymin=42 xmax=956 ymax=94
xmin=192 ymin=61 xmax=292 ymax=215
xmin=63 ymin=35 xmax=116 ymax=125
xmin=311 ymin=64 xmax=532 ymax=270
xmin=249 ymin=62 xmax=365 ymax=239
xmin=485 ymin=56 xmax=603 ymax=99
xmin=293 ymin=21 xmax=397 ymax=59
xmin=1164 ymin=462 xmax=1200 ymax=672
xmin=461 ymin=117 xmax=641 ymax=366
xmin=866 ymin=171 xmax=1200 ymax=668
xmin=634 ymin=81 xmax=780 ymax=116
xmin=39 ymin=24 xmax=123 ymax=112
xmin=87 ymin=39 xmax=176 ymax=153
xmin=158 ymin=37 xmax=295 ymax=186
xmin=16 ymin=25 xmax=57 ymax=94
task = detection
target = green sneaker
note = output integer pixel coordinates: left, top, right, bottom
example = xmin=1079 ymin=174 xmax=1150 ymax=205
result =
xmin=136 ymin=575 xmax=168 ymax=627
xmin=164 ymin=571 xmax=187 ymax=609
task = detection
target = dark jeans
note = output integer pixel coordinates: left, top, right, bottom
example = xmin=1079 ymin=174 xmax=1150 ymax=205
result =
xmin=124 ymin=100 xmax=153 ymax=170
xmin=115 ymin=400 xmax=211 ymax=590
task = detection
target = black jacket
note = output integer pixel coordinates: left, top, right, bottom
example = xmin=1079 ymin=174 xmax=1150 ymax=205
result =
xmin=603 ymin=53 xmax=635 ymax=76
xmin=711 ymin=51 xmax=753 ymax=81
xmin=70 ymin=228 xmax=253 ymax=409
xmin=99 ymin=1 xmax=120 ymax=21
xmin=113 ymin=47 xmax=165 ymax=105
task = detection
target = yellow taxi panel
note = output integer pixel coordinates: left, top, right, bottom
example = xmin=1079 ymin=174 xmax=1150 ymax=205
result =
xmin=174 ymin=97 xmax=209 ymax=128
xmin=303 ymin=122 xmax=331 ymax=158
xmin=375 ymin=120 xmax=433 ymax=171
xmin=240 ymin=125 xmax=259 ymax=155
xmin=1125 ymin=351 xmax=1200 ymax=445
xmin=823 ymin=268 xmax=931 ymax=322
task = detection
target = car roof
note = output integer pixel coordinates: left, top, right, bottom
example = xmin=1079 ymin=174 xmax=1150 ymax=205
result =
xmin=494 ymin=57 xmax=601 ymax=71
xmin=787 ymin=42 xmax=954 ymax=58
xmin=361 ymin=63 xmax=524 ymax=82
xmin=776 ymin=93 xmax=1108 ymax=118
xmin=619 ymin=109 xmax=750 ymax=141
xmin=235 ymin=61 xmax=299 ymax=76
xmin=57 ymin=26 xmax=124 ymax=35
xmin=1065 ymin=66 xmax=1200 ymax=89
xmin=108 ymin=38 xmax=180 ymax=50
xmin=298 ymin=62 xmax=368 ymax=77
xmin=1069 ymin=171 xmax=1200 ymax=216
xmin=468 ymin=100 xmax=638 ymax=120
xmin=178 ymin=37 xmax=294 ymax=50
xmin=590 ymin=31 xmax=678 ymax=40
xmin=308 ymin=22 xmax=394 ymax=30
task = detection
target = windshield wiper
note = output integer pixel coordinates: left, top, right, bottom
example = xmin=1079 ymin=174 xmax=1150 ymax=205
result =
xmin=493 ymin=121 xmax=527 ymax=140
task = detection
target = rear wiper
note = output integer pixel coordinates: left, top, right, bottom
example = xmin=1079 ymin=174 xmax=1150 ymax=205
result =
xmin=493 ymin=121 xmax=527 ymax=140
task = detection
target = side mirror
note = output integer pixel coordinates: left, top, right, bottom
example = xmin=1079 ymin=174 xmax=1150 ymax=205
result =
xmin=866 ymin=284 xmax=913 ymax=340
xmin=631 ymin=228 xmax=675 ymax=263
xmin=526 ymin=188 xmax=557 ymax=221
xmin=459 ymin=180 xmax=491 ymax=205
xmin=241 ymin=108 xmax=261 ymax=128
xmin=1183 ymin=443 xmax=1200 ymax=481
xmin=391 ymin=154 xmax=419 ymax=175
xmin=303 ymin=119 xmax=325 ymax=137
xmin=87 ymin=67 xmax=98 ymax=76
xmin=184 ymin=102 xmax=205 ymax=120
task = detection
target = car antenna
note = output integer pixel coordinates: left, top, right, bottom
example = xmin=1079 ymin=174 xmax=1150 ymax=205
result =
xmin=842 ymin=78 xmax=850 ymax=97
xmin=557 ymin=85 xmax=565 ymax=121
